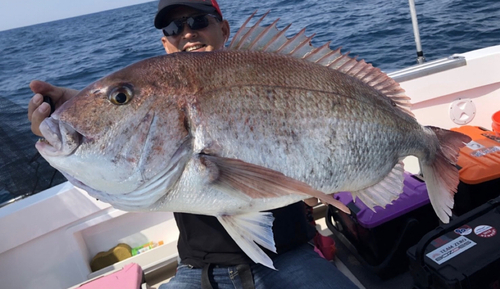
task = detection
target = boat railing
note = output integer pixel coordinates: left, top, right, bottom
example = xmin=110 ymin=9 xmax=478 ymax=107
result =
xmin=389 ymin=55 xmax=467 ymax=83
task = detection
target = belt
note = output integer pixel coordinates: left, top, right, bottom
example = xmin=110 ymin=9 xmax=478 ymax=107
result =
xmin=201 ymin=263 xmax=255 ymax=289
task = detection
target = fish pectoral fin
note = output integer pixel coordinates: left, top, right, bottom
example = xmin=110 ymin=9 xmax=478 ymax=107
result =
xmin=350 ymin=161 xmax=405 ymax=210
xmin=200 ymin=154 xmax=302 ymax=199
xmin=200 ymin=154 xmax=350 ymax=213
xmin=217 ymin=212 xmax=276 ymax=269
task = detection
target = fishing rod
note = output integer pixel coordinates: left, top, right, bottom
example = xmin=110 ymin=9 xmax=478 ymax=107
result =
xmin=408 ymin=0 xmax=425 ymax=64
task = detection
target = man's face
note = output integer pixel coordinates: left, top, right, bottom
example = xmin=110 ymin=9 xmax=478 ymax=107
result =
xmin=161 ymin=6 xmax=230 ymax=54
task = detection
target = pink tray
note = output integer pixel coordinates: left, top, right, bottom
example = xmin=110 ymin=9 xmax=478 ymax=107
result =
xmin=78 ymin=263 xmax=143 ymax=289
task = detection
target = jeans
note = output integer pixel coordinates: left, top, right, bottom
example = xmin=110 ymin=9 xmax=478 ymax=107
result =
xmin=158 ymin=244 xmax=358 ymax=289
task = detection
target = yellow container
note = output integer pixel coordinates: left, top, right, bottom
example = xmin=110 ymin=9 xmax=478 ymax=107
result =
xmin=90 ymin=243 xmax=132 ymax=272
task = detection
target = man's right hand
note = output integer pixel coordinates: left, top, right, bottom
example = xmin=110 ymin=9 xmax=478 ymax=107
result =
xmin=28 ymin=80 xmax=79 ymax=137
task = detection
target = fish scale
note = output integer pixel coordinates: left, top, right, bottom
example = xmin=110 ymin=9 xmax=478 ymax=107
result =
xmin=168 ymin=50 xmax=424 ymax=206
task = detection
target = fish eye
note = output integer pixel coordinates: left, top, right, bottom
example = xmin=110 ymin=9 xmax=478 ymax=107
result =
xmin=109 ymin=85 xmax=133 ymax=105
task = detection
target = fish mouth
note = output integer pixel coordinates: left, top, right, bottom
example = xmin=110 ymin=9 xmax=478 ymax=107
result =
xmin=36 ymin=117 xmax=82 ymax=157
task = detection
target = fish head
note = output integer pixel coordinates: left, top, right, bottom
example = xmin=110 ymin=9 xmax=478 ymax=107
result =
xmin=35 ymin=56 xmax=192 ymax=208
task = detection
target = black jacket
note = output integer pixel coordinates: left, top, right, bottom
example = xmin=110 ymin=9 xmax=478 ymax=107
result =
xmin=175 ymin=201 xmax=317 ymax=268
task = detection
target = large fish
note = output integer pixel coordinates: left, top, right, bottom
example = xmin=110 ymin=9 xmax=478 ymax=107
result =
xmin=35 ymin=12 xmax=471 ymax=268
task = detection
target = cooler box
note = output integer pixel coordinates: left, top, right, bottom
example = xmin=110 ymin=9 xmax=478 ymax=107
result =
xmin=76 ymin=263 xmax=146 ymax=289
xmin=450 ymin=126 xmax=500 ymax=215
xmin=407 ymin=196 xmax=500 ymax=289
xmin=326 ymin=172 xmax=440 ymax=279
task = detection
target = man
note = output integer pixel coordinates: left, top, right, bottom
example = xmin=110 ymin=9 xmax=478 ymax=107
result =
xmin=28 ymin=1 xmax=358 ymax=288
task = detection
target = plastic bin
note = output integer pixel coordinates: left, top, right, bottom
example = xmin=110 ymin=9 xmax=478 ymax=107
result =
xmin=450 ymin=125 xmax=500 ymax=215
xmin=407 ymin=197 xmax=500 ymax=289
xmin=326 ymin=172 xmax=439 ymax=279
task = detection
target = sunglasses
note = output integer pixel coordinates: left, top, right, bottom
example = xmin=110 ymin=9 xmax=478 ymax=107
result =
xmin=162 ymin=14 xmax=219 ymax=37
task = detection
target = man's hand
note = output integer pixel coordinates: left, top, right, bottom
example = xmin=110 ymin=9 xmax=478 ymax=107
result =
xmin=28 ymin=80 xmax=79 ymax=136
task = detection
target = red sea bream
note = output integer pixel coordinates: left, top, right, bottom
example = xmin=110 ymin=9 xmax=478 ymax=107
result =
xmin=35 ymin=13 xmax=471 ymax=268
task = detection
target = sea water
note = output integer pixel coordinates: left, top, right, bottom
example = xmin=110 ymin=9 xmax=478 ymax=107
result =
xmin=1 ymin=0 xmax=499 ymax=203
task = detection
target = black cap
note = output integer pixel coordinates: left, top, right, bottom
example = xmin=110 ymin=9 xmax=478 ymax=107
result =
xmin=154 ymin=0 xmax=223 ymax=29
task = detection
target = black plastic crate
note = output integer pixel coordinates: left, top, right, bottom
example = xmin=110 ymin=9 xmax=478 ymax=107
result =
xmin=408 ymin=197 xmax=500 ymax=289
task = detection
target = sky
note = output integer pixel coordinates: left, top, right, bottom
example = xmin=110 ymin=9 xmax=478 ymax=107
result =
xmin=0 ymin=0 xmax=155 ymax=31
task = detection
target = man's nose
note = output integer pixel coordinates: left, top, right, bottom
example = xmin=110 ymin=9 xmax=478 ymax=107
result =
xmin=181 ymin=24 xmax=197 ymax=38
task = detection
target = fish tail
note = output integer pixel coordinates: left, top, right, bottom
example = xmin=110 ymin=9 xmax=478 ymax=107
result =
xmin=421 ymin=126 xmax=471 ymax=223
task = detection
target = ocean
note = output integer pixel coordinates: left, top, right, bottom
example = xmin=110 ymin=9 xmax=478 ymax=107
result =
xmin=1 ymin=0 xmax=499 ymax=204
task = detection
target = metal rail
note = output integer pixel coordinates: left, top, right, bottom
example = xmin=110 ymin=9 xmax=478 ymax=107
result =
xmin=389 ymin=55 xmax=466 ymax=83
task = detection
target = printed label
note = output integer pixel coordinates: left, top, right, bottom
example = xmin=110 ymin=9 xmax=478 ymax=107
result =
xmin=470 ymin=146 xmax=500 ymax=157
xmin=426 ymin=235 xmax=476 ymax=265
xmin=454 ymin=225 xmax=473 ymax=236
xmin=466 ymin=141 xmax=484 ymax=150
xmin=474 ymin=225 xmax=497 ymax=238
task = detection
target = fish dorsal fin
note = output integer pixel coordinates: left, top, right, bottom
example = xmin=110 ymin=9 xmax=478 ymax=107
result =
xmin=228 ymin=11 xmax=414 ymax=118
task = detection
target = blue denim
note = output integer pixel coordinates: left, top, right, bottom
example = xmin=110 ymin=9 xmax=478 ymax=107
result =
xmin=158 ymin=244 xmax=358 ymax=289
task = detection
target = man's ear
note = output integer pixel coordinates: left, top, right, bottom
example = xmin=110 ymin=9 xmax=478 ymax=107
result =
xmin=161 ymin=36 xmax=170 ymax=53
xmin=221 ymin=20 xmax=230 ymax=43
